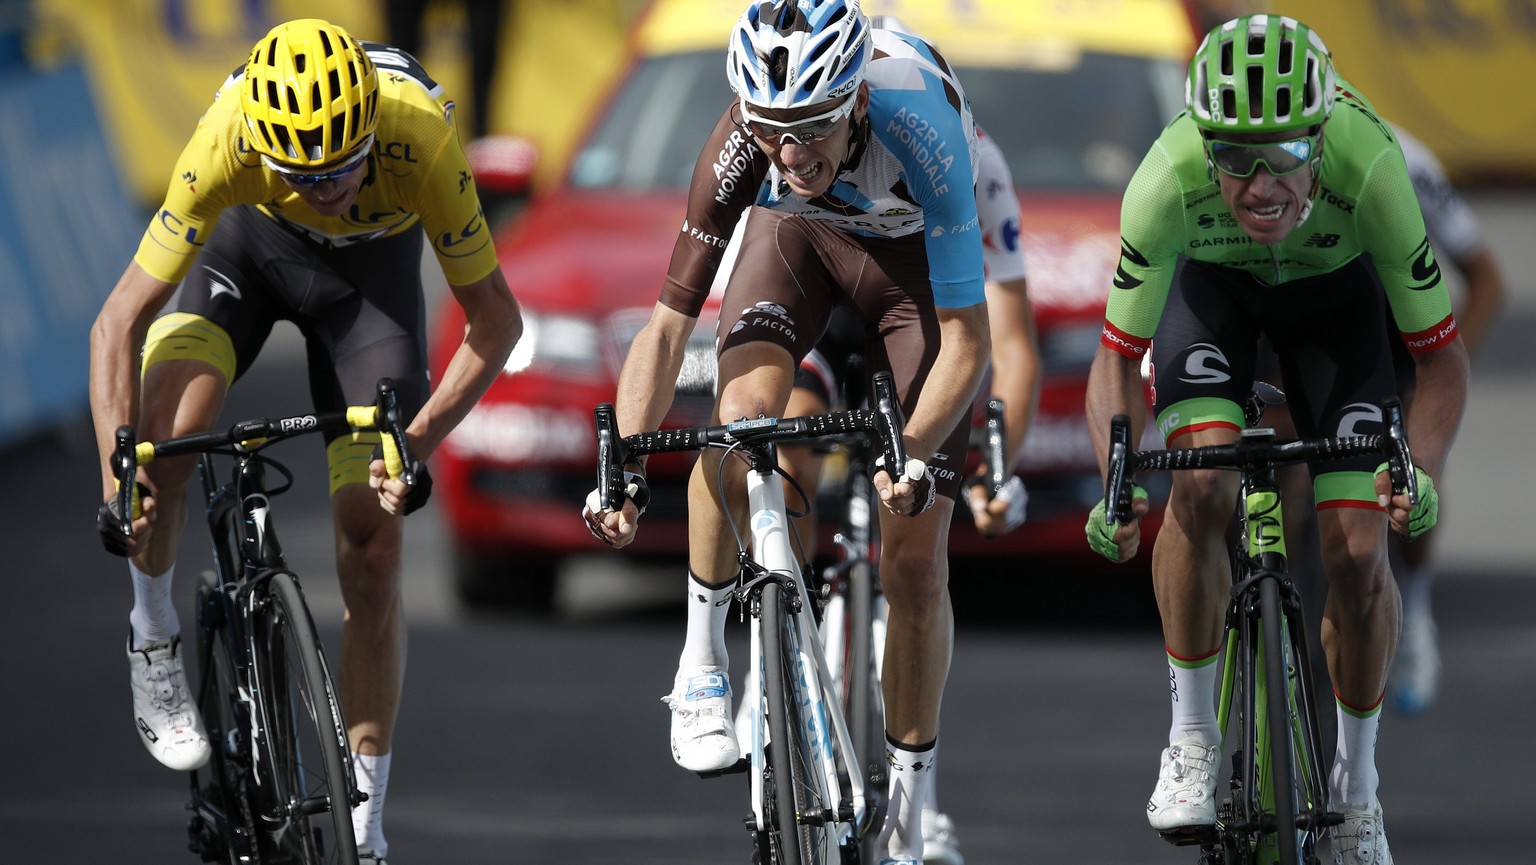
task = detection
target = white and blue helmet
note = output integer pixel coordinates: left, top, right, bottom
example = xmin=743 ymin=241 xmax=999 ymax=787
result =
xmin=726 ymin=0 xmax=872 ymax=109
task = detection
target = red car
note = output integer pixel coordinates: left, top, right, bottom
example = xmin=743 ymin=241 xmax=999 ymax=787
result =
xmin=432 ymin=0 xmax=1194 ymax=608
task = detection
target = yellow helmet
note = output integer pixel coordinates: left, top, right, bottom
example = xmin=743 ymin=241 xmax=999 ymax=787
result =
xmin=241 ymin=19 xmax=379 ymax=169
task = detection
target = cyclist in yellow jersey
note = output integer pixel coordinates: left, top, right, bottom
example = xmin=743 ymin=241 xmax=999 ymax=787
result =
xmin=89 ymin=19 xmax=522 ymax=864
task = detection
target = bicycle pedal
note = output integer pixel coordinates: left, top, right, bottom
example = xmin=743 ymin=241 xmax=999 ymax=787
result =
xmin=1158 ymin=824 xmax=1215 ymax=847
xmin=695 ymin=757 xmax=749 ymax=779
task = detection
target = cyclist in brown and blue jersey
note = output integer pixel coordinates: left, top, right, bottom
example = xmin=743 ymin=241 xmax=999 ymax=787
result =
xmin=583 ymin=2 xmax=990 ymax=859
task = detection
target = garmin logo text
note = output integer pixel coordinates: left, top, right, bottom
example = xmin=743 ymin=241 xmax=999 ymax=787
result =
xmin=1189 ymin=236 xmax=1252 ymax=249
xmin=887 ymin=107 xmax=955 ymax=196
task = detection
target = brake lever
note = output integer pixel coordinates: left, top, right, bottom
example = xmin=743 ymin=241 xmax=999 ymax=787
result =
xmin=1381 ymin=397 xmax=1417 ymax=506
xmin=1106 ymin=414 xmax=1132 ymax=524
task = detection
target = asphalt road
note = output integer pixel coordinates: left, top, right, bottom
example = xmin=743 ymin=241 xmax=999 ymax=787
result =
xmin=2 ymin=191 xmax=1533 ymax=864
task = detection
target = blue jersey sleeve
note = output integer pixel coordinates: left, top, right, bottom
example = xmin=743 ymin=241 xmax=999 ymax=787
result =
xmin=869 ymin=85 xmax=985 ymax=308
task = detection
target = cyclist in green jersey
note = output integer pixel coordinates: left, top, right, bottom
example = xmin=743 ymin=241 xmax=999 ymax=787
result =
xmin=90 ymin=19 xmax=522 ymax=863
xmin=1082 ymin=16 xmax=1469 ymax=865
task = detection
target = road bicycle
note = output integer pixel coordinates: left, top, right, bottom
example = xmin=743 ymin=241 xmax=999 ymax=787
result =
xmin=813 ymin=391 xmax=1007 ymax=864
xmin=594 ymin=371 xmax=913 ymax=865
xmin=1103 ymin=384 xmax=1417 ymax=865
xmin=109 ymin=378 xmax=420 ymax=865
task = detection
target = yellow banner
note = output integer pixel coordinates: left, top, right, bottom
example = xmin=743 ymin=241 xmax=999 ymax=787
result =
xmin=37 ymin=0 xmax=632 ymax=205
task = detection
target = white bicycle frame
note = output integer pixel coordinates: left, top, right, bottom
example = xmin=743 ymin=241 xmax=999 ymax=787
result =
xmin=820 ymin=488 xmax=889 ymax=694
xmin=742 ymin=462 xmax=869 ymax=843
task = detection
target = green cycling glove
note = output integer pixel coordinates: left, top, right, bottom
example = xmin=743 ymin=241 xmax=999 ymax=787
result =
xmin=1085 ymin=486 xmax=1147 ymax=561
xmin=1376 ymin=463 xmax=1439 ymax=538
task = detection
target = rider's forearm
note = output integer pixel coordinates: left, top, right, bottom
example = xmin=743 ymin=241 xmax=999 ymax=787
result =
xmin=89 ymin=262 xmax=175 ymax=498
xmin=1404 ymin=338 xmax=1470 ymax=480
xmin=614 ymin=304 xmax=695 ymax=451
xmin=408 ymin=271 xmax=523 ymax=461
xmin=905 ymin=303 xmax=990 ymax=460
xmin=1085 ymin=344 xmax=1146 ymax=477
xmin=985 ymin=278 xmax=1041 ymax=470
xmin=1449 ymin=247 xmax=1506 ymax=353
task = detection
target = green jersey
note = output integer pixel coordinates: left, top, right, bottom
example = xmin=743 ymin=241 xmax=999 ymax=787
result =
xmin=1102 ymin=85 xmax=1457 ymax=361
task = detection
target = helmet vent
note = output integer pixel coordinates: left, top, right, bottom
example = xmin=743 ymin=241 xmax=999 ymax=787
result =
xmin=1304 ymin=57 xmax=1319 ymax=109
xmin=769 ymin=46 xmax=789 ymax=90
xmin=311 ymin=81 xmax=323 ymax=112
xmin=1219 ymin=40 xmax=1233 ymax=76
xmin=1246 ymin=66 xmax=1264 ymax=120
xmin=771 ymin=1 xmax=808 ymax=34
xmin=1278 ymin=38 xmax=1294 ymax=75
xmin=800 ymin=68 xmax=824 ymax=96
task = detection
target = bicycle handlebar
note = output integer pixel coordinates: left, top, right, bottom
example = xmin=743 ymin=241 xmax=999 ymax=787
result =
xmin=111 ymin=377 xmax=418 ymax=537
xmin=1104 ymin=394 xmax=1418 ymax=525
xmin=594 ymin=371 xmax=909 ymax=512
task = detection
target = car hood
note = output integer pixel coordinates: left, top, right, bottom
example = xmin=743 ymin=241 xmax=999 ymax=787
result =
xmin=496 ymin=188 xmax=1122 ymax=318
xmin=492 ymin=189 xmax=689 ymax=313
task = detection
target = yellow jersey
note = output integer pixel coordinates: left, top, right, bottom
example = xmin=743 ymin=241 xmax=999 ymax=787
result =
xmin=134 ymin=44 xmax=498 ymax=287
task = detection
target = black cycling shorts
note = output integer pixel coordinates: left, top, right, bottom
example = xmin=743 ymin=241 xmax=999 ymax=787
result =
xmin=143 ymin=205 xmax=429 ymax=492
xmin=717 ymin=208 xmax=972 ymax=502
xmin=1149 ymin=255 xmax=1400 ymax=505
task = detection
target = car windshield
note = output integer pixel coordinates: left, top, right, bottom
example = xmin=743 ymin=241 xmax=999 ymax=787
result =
xmin=568 ymin=49 xmax=1185 ymax=194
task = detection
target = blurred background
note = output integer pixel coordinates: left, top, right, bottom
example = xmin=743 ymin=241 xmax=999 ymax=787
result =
xmin=1 ymin=1 xmax=1531 ymax=863
xmin=3 ymin=0 xmax=1531 ymax=449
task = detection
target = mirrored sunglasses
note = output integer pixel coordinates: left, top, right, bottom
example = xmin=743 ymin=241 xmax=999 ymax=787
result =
xmin=1206 ymin=134 xmax=1317 ymax=178
xmin=263 ymin=137 xmax=373 ymax=186
xmin=740 ymin=96 xmax=855 ymax=146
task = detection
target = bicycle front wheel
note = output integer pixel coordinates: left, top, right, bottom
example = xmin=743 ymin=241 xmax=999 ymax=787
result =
xmin=761 ymin=580 xmax=839 ymax=865
xmin=189 ymin=571 xmax=258 ymax=864
xmin=252 ymin=572 xmax=360 ymax=865
xmin=1257 ymin=576 xmax=1301 ymax=865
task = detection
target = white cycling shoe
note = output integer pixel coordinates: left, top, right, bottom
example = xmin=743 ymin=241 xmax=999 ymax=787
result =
xmin=128 ymin=636 xmax=211 ymax=771
xmin=1329 ymin=801 xmax=1393 ymax=865
xmin=663 ymin=667 xmax=740 ymax=773
xmin=1147 ymin=730 xmax=1219 ymax=833
xmin=921 ymin=811 xmax=964 ymax=865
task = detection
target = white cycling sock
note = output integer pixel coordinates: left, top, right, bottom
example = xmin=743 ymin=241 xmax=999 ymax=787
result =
xmin=1330 ymin=698 xmax=1382 ymax=806
xmin=129 ymin=562 xmax=179 ymax=649
xmin=352 ymin=750 xmax=391 ymax=857
xmin=918 ymin=740 xmax=941 ymax=822
xmin=1167 ymin=647 xmax=1221 ymax=742
xmin=878 ymin=738 xmax=935 ymax=861
xmin=678 ymin=571 xmax=733 ymax=671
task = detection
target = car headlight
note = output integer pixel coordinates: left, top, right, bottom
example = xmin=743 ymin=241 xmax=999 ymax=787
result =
xmin=503 ymin=311 xmax=603 ymax=377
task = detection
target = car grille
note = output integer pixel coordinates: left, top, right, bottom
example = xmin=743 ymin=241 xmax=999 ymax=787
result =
xmin=470 ymin=467 xmax=693 ymax=520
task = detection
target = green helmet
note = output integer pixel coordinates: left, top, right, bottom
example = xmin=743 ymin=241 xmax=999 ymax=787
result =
xmin=1186 ymin=15 xmax=1336 ymax=134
